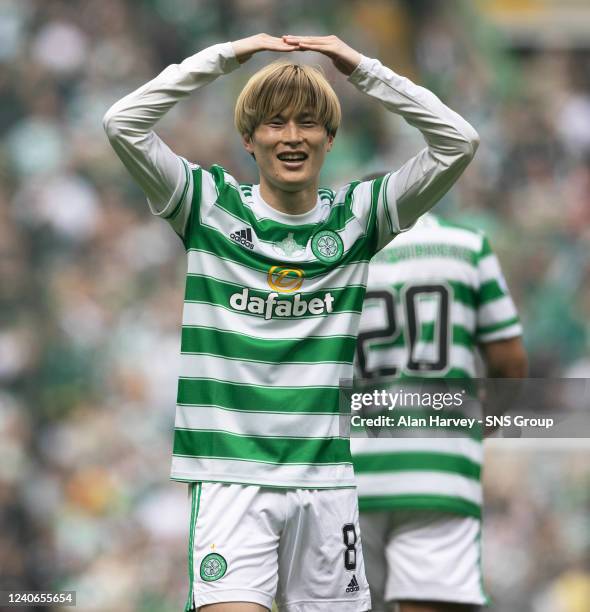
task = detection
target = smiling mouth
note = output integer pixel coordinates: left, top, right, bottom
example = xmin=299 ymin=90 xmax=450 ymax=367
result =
xmin=277 ymin=152 xmax=309 ymax=162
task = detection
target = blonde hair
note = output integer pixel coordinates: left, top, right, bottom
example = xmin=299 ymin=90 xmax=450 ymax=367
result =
xmin=234 ymin=61 xmax=341 ymax=137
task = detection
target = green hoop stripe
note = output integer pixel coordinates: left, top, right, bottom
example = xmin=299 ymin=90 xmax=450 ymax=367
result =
xmin=478 ymin=279 xmax=506 ymax=304
xmin=370 ymin=322 xmax=475 ymax=351
xmin=177 ymin=377 xmax=343 ymax=413
xmin=208 ymin=180 xmax=356 ymax=243
xmin=173 ymin=429 xmax=351 ymax=465
xmin=477 ymin=316 xmax=520 ymax=336
xmin=188 ymin=225 xmax=372 ymax=278
xmin=477 ymin=236 xmax=493 ymax=260
xmin=373 ymin=279 xmax=476 ymax=308
xmin=358 ymin=493 xmax=481 ymax=518
xmin=181 ymin=325 xmax=356 ymax=364
xmin=353 ymin=451 xmax=481 ymax=480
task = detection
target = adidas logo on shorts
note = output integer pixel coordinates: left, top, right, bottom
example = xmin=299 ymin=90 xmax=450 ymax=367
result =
xmin=346 ymin=575 xmax=360 ymax=593
xmin=230 ymin=227 xmax=254 ymax=250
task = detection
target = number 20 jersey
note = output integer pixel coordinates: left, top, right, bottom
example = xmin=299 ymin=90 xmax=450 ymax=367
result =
xmin=351 ymin=213 xmax=522 ymax=517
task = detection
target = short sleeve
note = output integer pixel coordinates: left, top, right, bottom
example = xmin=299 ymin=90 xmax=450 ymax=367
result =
xmin=475 ymin=235 xmax=523 ymax=343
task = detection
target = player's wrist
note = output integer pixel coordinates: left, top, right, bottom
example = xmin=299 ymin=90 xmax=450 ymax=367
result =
xmin=231 ymin=38 xmax=255 ymax=64
xmin=338 ymin=50 xmax=362 ymax=76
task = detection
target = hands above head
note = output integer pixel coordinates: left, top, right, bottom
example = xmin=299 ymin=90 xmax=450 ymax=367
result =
xmin=282 ymin=35 xmax=362 ymax=76
xmin=231 ymin=34 xmax=297 ymax=64
xmin=231 ymin=33 xmax=362 ymax=76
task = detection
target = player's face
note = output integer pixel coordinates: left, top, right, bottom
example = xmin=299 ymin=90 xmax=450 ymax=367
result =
xmin=242 ymin=109 xmax=334 ymax=192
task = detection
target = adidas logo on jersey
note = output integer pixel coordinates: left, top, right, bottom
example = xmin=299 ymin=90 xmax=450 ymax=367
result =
xmin=346 ymin=575 xmax=360 ymax=593
xmin=230 ymin=228 xmax=254 ymax=250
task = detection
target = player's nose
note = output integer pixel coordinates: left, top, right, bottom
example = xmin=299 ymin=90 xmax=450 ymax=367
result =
xmin=282 ymin=120 xmax=302 ymax=143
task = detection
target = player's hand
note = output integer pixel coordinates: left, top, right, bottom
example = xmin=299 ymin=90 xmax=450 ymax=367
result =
xmin=282 ymin=35 xmax=362 ymax=76
xmin=231 ymin=34 xmax=298 ymax=64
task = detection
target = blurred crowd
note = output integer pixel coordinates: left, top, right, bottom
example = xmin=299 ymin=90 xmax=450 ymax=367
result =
xmin=0 ymin=0 xmax=589 ymax=610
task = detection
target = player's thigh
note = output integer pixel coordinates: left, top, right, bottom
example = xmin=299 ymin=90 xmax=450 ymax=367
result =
xmin=199 ymin=603 xmax=269 ymax=612
xmin=384 ymin=510 xmax=486 ymax=608
xmin=397 ymin=602 xmax=480 ymax=612
xmin=276 ymin=488 xmax=371 ymax=611
xmin=186 ymin=483 xmax=283 ymax=611
xmin=358 ymin=511 xmax=391 ymax=612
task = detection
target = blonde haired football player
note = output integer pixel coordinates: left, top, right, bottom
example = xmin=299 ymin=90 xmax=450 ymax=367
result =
xmin=104 ymin=33 xmax=479 ymax=612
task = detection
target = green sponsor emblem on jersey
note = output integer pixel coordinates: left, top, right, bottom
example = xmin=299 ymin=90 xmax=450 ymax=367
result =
xmin=200 ymin=553 xmax=227 ymax=582
xmin=311 ymin=230 xmax=343 ymax=263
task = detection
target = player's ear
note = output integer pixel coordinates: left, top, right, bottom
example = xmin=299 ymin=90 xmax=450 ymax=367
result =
xmin=242 ymin=133 xmax=257 ymax=160
xmin=326 ymin=133 xmax=335 ymax=152
xmin=242 ymin=133 xmax=255 ymax=154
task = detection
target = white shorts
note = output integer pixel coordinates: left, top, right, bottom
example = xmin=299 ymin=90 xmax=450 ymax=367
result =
xmin=185 ymin=482 xmax=371 ymax=611
xmin=360 ymin=510 xmax=487 ymax=610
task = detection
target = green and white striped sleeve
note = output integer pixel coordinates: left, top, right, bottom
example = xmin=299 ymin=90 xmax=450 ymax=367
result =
xmin=476 ymin=235 xmax=523 ymax=343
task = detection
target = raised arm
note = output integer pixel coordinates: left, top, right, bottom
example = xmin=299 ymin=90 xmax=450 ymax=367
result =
xmin=103 ymin=35 xmax=295 ymax=229
xmin=349 ymin=55 xmax=479 ymax=232
xmin=103 ymin=43 xmax=239 ymax=215
xmin=284 ymin=35 xmax=479 ymax=246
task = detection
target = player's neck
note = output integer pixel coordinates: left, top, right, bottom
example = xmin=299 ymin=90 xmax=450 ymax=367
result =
xmin=259 ymin=178 xmax=318 ymax=216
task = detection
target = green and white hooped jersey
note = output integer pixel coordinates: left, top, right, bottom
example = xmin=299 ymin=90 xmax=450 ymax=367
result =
xmin=351 ymin=213 xmax=522 ymax=516
xmin=167 ymin=163 xmax=399 ymax=488
xmin=104 ymin=40 xmax=479 ymax=490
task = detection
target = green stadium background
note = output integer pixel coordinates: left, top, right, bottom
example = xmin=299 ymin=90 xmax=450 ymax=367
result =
xmin=0 ymin=1 xmax=588 ymax=610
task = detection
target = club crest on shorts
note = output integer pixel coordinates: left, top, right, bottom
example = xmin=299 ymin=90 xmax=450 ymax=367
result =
xmin=311 ymin=230 xmax=344 ymax=263
xmin=200 ymin=553 xmax=227 ymax=582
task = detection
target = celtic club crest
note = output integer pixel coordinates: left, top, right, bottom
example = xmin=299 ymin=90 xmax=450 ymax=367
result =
xmin=200 ymin=553 xmax=227 ymax=582
xmin=311 ymin=230 xmax=344 ymax=263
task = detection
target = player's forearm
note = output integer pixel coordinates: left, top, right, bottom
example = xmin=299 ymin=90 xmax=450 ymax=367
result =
xmin=349 ymin=56 xmax=479 ymax=230
xmin=482 ymin=336 xmax=528 ymax=378
xmin=481 ymin=338 xmax=528 ymax=436
xmin=487 ymin=353 xmax=528 ymax=379
xmin=103 ymin=42 xmax=238 ymax=137
xmin=102 ymin=42 xmax=239 ymax=209
xmin=348 ymin=56 xmax=479 ymax=161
